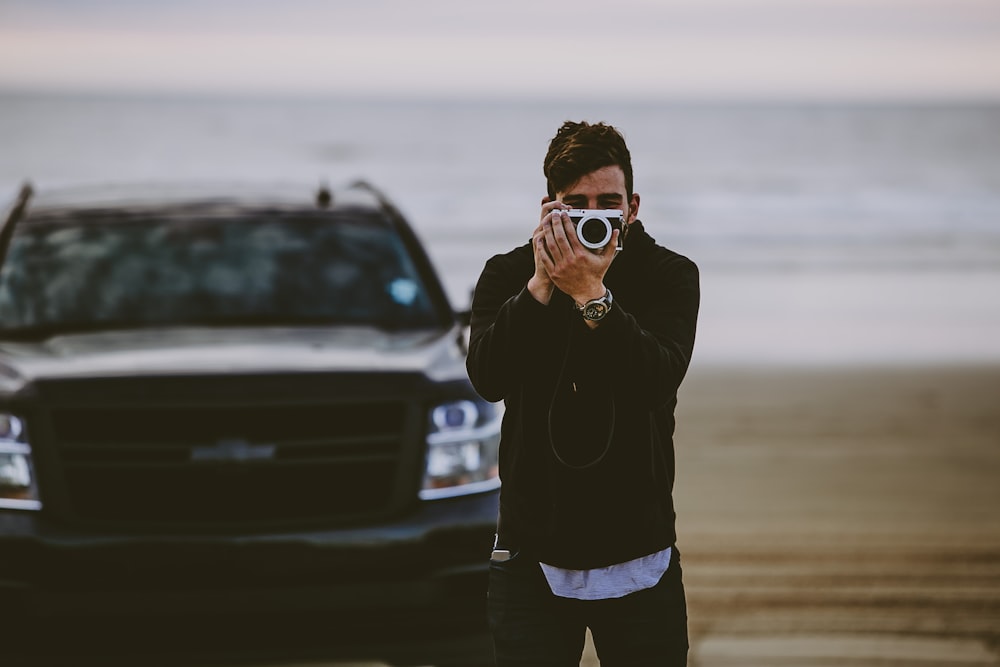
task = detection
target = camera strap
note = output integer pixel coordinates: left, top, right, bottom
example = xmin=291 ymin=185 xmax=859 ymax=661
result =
xmin=547 ymin=315 xmax=615 ymax=470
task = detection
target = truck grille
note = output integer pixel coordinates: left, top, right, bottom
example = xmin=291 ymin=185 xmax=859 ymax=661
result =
xmin=37 ymin=376 xmax=418 ymax=528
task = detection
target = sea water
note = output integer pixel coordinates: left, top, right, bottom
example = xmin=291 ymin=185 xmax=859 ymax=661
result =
xmin=1 ymin=93 xmax=998 ymax=365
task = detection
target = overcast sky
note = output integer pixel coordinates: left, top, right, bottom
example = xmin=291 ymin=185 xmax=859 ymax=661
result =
xmin=2 ymin=0 xmax=999 ymax=100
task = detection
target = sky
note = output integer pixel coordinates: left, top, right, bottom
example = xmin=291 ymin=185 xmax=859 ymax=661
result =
xmin=1 ymin=0 xmax=1000 ymax=101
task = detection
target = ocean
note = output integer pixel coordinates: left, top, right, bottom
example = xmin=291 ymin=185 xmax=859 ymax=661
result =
xmin=1 ymin=93 xmax=998 ymax=365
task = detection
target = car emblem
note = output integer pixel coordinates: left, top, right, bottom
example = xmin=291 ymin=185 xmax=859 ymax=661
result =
xmin=191 ymin=439 xmax=277 ymax=463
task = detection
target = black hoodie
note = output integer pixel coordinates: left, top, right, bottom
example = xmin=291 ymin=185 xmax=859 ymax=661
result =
xmin=466 ymin=221 xmax=700 ymax=569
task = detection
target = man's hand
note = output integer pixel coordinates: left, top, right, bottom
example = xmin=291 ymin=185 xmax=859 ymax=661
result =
xmin=527 ymin=200 xmax=563 ymax=305
xmin=534 ymin=201 xmax=618 ymax=308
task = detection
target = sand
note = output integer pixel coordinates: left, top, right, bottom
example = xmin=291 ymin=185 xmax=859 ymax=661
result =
xmin=657 ymin=363 xmax=1000 ymax=667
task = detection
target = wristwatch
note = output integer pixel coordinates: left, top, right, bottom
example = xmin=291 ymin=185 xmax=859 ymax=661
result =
xmin=576 ymin=289 xmax=613 ymax=322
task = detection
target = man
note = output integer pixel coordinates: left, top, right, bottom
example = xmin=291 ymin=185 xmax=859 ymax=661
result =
xmin=466 ymin=121 xmax=700 ymax=666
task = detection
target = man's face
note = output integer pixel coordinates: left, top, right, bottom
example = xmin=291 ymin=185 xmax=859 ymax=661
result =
xmin=556 ymin=165 xmax=640 ymax=226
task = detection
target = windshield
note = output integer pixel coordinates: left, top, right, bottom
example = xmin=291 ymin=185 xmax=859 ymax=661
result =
xmin=0 ymin=210 xmax=442 ymax=337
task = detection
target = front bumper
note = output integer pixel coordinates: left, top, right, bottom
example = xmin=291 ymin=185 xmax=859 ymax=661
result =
xmin=0 ymin=490 xmax=498 ymax=619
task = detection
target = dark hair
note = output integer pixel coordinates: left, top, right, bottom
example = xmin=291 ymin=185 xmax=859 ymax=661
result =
xmin=543 ymin=121 xmax=633 ymax=201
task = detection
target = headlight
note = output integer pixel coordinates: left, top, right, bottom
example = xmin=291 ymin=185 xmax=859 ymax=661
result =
xmin=420 ymin=398 xmax=502 ymax=500
xmin=0 ymin=413 xmax=42 ymax=511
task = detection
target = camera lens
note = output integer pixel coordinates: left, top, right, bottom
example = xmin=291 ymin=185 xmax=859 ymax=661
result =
xmin=577 ymin=216 xmax=612 ymax=249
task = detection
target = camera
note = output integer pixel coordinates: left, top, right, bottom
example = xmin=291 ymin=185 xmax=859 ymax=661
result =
xmin=568 ymin=209 xmax=623 ymax=251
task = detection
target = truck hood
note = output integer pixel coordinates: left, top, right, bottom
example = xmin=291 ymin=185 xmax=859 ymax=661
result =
xmin=0 ymin=326 xmax=468 ymax=388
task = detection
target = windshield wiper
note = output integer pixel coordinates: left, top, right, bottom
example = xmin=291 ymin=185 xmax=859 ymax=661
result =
xmin=0 ymin=320 xmax=151 ymax=342
xmin=0 ymin=316 xmax=425 ymax=342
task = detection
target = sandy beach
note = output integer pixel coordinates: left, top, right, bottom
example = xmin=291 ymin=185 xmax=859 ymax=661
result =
xmin=664 ymin=363 xmax=1000 ymax=667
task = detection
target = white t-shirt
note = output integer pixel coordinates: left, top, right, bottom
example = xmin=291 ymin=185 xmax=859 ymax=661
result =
xmin=539 ymin=547 xmax=672 ymax=600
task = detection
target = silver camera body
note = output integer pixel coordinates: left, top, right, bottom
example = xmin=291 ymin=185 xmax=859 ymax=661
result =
xmin=568 ymin=209 xmax=624 ymax=251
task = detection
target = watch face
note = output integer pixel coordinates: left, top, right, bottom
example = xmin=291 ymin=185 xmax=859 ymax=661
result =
xmin=584 ymin=302 xmax=607 ymax=320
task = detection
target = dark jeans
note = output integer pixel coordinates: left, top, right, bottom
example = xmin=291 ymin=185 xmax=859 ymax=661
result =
xmin=487 ymin=548 xmax=688 ymax=666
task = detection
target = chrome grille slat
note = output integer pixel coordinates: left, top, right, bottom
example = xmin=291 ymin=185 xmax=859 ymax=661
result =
xmin=62 ymin=454 xmax=400 ymax=469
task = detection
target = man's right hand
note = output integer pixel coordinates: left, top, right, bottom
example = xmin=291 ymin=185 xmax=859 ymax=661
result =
xmin=528 ymin=199 xmax=564 ymax=305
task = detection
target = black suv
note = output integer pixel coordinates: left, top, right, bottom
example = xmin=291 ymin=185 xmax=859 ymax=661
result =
xmin=0 ymin=182 xmax=500 ymax=665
